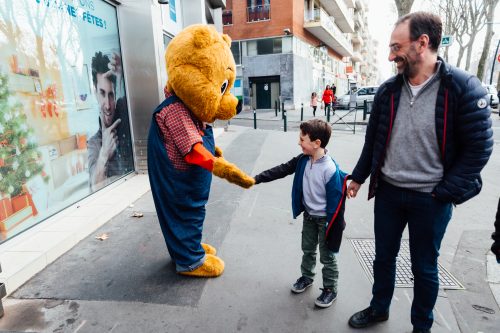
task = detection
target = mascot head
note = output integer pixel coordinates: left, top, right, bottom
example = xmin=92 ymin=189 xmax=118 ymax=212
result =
xmin=165 ymin=24 xmax=241 ymax=123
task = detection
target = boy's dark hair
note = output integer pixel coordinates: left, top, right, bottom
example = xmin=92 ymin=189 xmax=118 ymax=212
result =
xmin=300 ymin=119 xmax=331 ymax=148
xmin=396 ymin=11 xmax=442 ymax=52
xmin=91 ymin=51 xmax=116 ymax=89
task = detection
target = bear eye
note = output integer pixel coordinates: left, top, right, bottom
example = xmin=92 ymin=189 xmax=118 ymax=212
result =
xmin=220 ymin=79 xmax=229 ymax=95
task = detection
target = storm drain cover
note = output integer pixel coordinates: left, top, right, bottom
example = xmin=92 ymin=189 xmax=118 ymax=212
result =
xmin=350 ymin=239 xmax=464 ymax=289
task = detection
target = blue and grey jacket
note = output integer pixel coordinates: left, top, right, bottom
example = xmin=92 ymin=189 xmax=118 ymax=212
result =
xmin=254 ymin=154 xmax=349 ymax=252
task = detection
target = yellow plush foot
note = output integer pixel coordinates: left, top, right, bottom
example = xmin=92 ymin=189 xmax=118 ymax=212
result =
xmin=178 ymin=254 xmax=225 ymax=277
xmin=201 ymin=243 xmax=217 ymax=255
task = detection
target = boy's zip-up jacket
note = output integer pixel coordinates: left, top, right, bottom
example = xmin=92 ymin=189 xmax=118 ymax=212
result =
xmin=351 ymin=57 xmax=493 ymax=204
xmin=255 ymin=154 xmax=349 ymax=252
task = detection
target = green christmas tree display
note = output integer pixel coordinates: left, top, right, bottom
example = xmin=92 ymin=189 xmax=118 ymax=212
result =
xmin=0 ymin=72 xmax=47 ymax=198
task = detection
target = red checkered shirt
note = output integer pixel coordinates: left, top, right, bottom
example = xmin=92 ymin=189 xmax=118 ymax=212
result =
xmin=156 ymin=89 xmax=204 ymax=171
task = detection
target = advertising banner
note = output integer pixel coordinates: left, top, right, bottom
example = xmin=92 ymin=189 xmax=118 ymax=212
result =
xmin=0 ymin=0 xmax=134 ymax=242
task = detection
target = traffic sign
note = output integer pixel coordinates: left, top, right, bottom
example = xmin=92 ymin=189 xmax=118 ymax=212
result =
xmin=440 ymin=35 xmax=453 ymax=47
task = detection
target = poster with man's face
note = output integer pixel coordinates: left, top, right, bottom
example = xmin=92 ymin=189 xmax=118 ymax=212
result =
xmin=0 ymin=0 xmax=133 ymax=242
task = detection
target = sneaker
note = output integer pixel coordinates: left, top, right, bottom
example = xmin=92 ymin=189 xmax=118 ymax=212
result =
xmin=314 ymin=288 xmax=337 ymax=308
xmin=348 ymin=306 xmax=389 ymax=328
xmin=291 ymin=276 xmax=313 ymax=293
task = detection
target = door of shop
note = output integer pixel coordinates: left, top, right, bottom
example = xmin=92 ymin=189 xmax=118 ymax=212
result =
xmin=256 ymin=82 xmax=271 ymax=109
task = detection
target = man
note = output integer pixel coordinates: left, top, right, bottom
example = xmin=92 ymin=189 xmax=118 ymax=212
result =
xmin=87 ymin=51 xmax=133 ymax=191
xmin=346 ymin=12 xmax=493 ymax=333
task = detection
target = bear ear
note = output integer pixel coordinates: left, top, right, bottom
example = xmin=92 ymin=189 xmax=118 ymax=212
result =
xmin=192 ymin=26 xmax=216 ymax=49
xmin=221 ymin=34 xmax=232 ymax=46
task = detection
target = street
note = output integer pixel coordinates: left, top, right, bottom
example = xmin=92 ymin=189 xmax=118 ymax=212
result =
xmin=0 ymin=117 xmax=498 ymax=333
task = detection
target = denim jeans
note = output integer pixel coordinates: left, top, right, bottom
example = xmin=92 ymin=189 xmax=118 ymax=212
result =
xmin=301 ymin=212 xmax=339 ymax=291
xmin=370 ymin=180 xmax=453 ymax=330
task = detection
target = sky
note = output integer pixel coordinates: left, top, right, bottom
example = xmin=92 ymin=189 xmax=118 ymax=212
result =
xmin=366 ymin=0 xmax=500 ymax=83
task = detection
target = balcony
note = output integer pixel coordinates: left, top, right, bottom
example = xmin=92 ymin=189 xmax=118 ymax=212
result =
xmin=351 ymin=51 xmax=362 ymax=63
xmin=319 ymin=0 xmax=355 ymax=33
xmin=247 ymin=5 xmax=271 ymax=22
xmin=223 ymin=10 xmax=232 ymax=25
xmin=304 ymin=8 xmax=353 ymax=57
xmin=351 ymin=31 xmax=364 ymax=46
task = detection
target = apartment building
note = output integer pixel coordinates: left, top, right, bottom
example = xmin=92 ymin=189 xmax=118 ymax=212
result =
xmin=223 ymin=0 xmax=378 ymax=110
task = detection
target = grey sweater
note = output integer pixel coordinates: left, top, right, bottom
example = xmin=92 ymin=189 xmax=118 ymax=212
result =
xmin=381 ymin=66 xmax=443 ymax=193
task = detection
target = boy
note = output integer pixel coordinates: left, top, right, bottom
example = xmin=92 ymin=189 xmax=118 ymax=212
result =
xmin=254 ymin=119 xmax=349 ymax=308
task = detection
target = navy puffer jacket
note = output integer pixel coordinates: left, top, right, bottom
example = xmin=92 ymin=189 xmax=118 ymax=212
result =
xmin=351 ymin=57 xmax=493 ymax=205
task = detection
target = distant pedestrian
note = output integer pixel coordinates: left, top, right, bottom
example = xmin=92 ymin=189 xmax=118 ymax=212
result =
xmin=346 ymin=12 xmax=493 ymax=333
xmin=310 ymin=92 xmax=318 ymax=116
xmin=253 ymin=119 xmax=349 ymax=309
xmin=492 ymin=198 xmax=500 ymax=263
xmin=322 ymin=85 xmax=333 ymax=116
xmin=331 ymin=83 xmax=337 ymax=96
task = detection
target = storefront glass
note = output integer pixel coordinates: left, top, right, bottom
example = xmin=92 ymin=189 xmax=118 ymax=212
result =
xmin=0 ymin=0 xmax=134 ymax=242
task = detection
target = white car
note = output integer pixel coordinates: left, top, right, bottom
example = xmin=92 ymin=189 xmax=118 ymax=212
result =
xmin=336 ymin=86 xmax=379 ymax=109
xmin=482 ymin=84 xmax=498 ymax=108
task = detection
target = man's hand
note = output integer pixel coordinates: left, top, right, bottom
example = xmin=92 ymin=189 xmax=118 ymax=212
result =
xmin=99 ymin=118 xmax=121 ymax=162
xmin=104 ymin=53 xmax=123 ymax=96
xmin=347 ymin=180 xmax=361 ymax=199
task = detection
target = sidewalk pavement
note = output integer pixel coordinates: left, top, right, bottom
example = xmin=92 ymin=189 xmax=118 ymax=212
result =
xmin=0 ymin=125 xmax=499 ymax=332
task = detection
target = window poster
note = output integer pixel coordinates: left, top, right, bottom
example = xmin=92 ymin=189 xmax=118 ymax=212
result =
xmin=0 ymin=0 xmax=134 ymax=242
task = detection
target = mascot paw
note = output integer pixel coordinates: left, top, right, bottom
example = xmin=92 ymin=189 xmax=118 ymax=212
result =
xmin=178 ymin=254 xmax=225 ymax=277
xmin=201 ymin=242 xmax=217 ymax=255
xmin=214 ymin=146 xmax=223 ymax=158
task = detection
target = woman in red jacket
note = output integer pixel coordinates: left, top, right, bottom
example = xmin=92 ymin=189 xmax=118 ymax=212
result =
xmin=322 ymin=85 xmax=333 ymax=116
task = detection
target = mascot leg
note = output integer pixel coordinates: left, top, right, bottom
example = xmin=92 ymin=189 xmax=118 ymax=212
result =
xmin=201 ymin=243 xmax=217 ymax=255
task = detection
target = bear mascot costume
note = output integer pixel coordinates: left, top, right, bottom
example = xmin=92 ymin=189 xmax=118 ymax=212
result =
xmin=147 ymin=24 xmax=254 ymax=278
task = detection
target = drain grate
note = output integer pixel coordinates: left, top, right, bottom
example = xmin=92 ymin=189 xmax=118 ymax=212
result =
xmin=350 ymin=239 xmax=464 ymax=289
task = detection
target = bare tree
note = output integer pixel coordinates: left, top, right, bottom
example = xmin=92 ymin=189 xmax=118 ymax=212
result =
xmin=476 ymin=0 xmax=499 ymax=82
xmin=0 ymin=1 xmax=21 ymax=48
xmin=394 ymin=0 xmax=415 ymax=17
xmin=463 ymin=0 xmax=487 ymax=71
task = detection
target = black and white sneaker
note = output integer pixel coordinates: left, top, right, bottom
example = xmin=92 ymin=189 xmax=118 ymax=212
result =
xmin=314 ymin=288 xmax=337 ymax=308
xmin=291 ymin=276 xmax=313 ymax=293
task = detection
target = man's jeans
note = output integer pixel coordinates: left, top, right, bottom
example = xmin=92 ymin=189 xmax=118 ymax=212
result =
xmin=301 ymin=212 xmax=339 ymax=291
xmin=370 ymin=180 xmax=453 ymax=330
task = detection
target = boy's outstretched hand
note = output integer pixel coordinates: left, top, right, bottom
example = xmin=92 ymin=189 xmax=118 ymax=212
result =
xmin=347 ymin=180 xmax=361 ymax=198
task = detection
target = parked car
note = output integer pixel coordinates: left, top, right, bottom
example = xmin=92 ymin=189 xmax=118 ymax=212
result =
xmin=482 ymin=84 xmax=499 ymax=109
xmin=335 ymin=86 xmax=379 ymax=109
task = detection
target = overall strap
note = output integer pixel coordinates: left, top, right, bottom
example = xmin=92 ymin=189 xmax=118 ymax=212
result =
xmin=153 ymin=94 xmax=180 ymax=115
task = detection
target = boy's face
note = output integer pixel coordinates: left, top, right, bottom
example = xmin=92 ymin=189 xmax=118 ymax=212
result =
xmin=298 ymin=131 xmax=320 ymax=156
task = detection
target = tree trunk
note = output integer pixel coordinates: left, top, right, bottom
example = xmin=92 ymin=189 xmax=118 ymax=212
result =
xmin=394 ymin=0 xmax=414 ymax=17
xmin=456 ymin=47 xmax=465 ymax=68
xmin=477 ymin=0 xmax=498 ymax=82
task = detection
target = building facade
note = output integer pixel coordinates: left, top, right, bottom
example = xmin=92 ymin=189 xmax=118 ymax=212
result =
xmin=223 ymin=0 xmax=378 ymax=110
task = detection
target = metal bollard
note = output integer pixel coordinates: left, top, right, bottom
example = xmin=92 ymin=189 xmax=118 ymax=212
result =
xmin=283 ymin=110 xmax=287 ymax=132
xmin=253 ymin=109 xmax=257 ymax=129
xmin=281 ymin=102 xmax=285 ymax=119
xmin=363 ymin=100 xmax=368 ymax=120
xmin=275 ymin=100 xmax=278 ymax=116
xmin=327 ymin=104 xmax=330 ymax=122
xmin=301 ymin=103 xmax=304 ymax=121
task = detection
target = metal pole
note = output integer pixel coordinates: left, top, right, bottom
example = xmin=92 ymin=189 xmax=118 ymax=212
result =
xmin=327 ymin=103 xmax=330 ymax=122
xmin=275 ymin=100 xmax=278 ymax=116
xmin=301 ymin=103 xmax=304 ymax=121
xmin=281 ymin=102 xmax=285 ymax=119
xmin=283 ymin=110 xmax=287 ymax=132
xmin=363 ymin=100 xmax=367 ymax=121
xmin=490 ymin=39 xmax=500 ymax=85
xmin=253 ymin=109 xmax=257 ymax=129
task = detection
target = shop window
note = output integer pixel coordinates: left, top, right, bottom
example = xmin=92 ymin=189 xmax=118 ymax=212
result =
xmin=0 ymin=0 xmax=133 ymax=242
xmin=255 ymin=38 xmax=282 ymax=55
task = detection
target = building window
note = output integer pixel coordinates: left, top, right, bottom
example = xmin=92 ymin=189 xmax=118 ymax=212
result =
xmin=231 ymin=42 xmax=241 ymax=65
xmin=247 ymin=0 xmax=271 ymax=22
xmin=247 ymin=38 xmax=283 ymax=56
xmin=223 ymin=10 xmax=232 ymax=25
